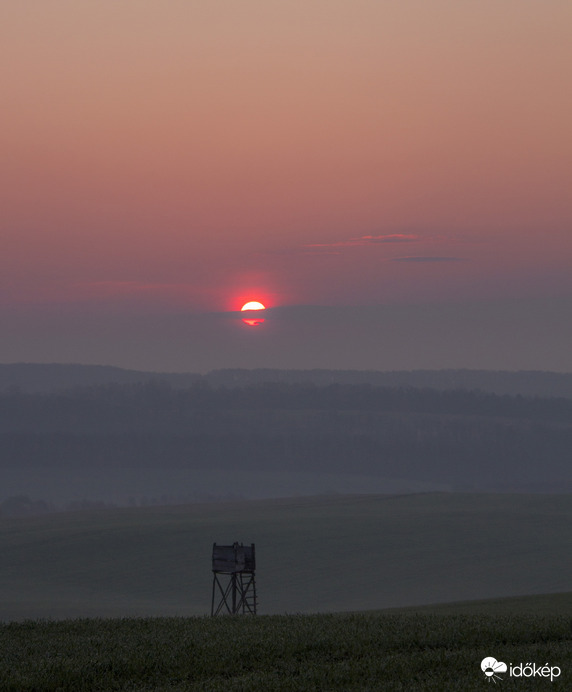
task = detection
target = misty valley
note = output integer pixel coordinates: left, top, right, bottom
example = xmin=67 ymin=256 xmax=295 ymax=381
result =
xmin=1 ymin=367 xmax=572 ymax=514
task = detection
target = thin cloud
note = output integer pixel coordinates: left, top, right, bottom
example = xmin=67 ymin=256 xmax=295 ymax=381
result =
xmin=392 ymin=256 xmax=467 ymax=262
xmin=354 ymin=234 xmax=421 ymax=244
xmin=83 ymin=281 xmax=182 ymax=293
xmin=305 ymin=234 xmax=421 ymax=250
xmin=75 ymin=281 xmax=201 ymax=301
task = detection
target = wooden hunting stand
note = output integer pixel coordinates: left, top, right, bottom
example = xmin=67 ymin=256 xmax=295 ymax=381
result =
xmin=211 ymin=542 xmax=257 ymax=616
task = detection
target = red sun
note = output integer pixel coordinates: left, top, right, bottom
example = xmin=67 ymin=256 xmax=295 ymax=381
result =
xmin=241 ymin=301 xmax=266 ymax=326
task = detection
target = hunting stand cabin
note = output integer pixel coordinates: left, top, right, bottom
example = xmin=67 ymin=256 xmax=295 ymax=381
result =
xmin=211 ymin=542 xmax=257 ymax=616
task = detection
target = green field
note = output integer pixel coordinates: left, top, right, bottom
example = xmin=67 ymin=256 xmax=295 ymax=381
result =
xmin=1 ymin=599 xmax=571 ymax=690
xmin=2 ymin=493 xmax=572 ymax=620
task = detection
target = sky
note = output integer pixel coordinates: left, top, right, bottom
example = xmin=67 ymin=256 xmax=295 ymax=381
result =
xmin=1 ymin=1 xmax=571 ymax=372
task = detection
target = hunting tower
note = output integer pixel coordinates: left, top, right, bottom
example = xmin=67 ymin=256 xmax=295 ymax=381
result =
xmin=211 ymin=542 xmax=257 ymax=615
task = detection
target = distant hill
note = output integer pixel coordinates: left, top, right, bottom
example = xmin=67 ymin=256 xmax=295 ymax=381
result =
xmin=205 ymin=368 xmax=572 ymax=398
xmin=2 ymin=363 xmax=572 ymax=397
xmin=1 ymin=375 xmax=571 ymax=503
xmin=0 ymin=363 xmax=201 ymax=393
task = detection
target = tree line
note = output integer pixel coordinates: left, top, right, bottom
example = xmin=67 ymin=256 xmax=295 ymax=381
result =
xmin=1 ymin=383 xmax=571 ymax=492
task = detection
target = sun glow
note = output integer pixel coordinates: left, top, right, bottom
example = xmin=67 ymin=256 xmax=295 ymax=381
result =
xmin=240 ymin=301 xmax=266 ymax=326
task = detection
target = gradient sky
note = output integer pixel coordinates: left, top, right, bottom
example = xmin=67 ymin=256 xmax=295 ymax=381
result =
xmin=2 ymin=1 xmax=571 ymax=371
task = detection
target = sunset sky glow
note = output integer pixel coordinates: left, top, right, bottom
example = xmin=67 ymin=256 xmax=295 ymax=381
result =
xmin=2 ymin=1 xmax=571 ymax=371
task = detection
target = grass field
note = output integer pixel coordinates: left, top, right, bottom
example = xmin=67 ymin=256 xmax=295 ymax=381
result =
xmin=1 ymin=597 xmax=571 ymax=690
xmin=2 ymin=495 xmax=572 ymax=690
xmin=2 ymin=493 xmax=572 ymax=621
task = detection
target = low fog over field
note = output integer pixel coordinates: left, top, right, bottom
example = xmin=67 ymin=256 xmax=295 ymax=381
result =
xmin=2 ymin=494 xmax=572 ymax=620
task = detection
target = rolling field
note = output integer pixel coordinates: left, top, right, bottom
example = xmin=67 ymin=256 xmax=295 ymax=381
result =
xmin=2 ymin=493 xmax=572 ymax=620
xmin=1 ymin=599 xmax=572 ymax=690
